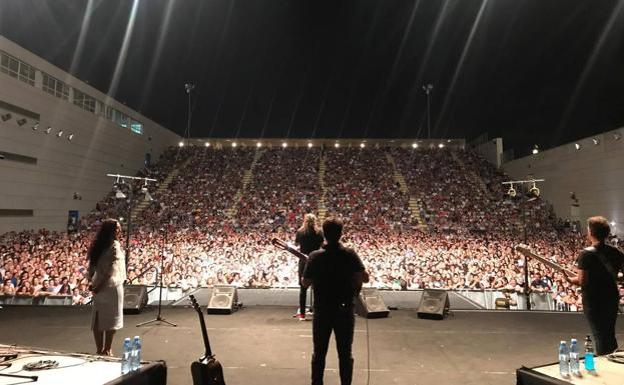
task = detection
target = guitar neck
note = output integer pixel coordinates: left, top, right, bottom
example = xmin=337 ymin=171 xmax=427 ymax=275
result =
xmin=286 ymin=245 xmax=308 ymax=261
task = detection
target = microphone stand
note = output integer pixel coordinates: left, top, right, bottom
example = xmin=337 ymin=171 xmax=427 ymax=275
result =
xmin=137 ymin=226 xmax=177 ymax=327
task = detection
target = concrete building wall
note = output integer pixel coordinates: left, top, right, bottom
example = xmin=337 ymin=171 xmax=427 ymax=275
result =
xmin=0 ymin=37 xmax=179 ymax=233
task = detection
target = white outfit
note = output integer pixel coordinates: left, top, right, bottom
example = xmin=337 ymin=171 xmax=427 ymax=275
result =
xmin=90 ymin=240 xmax=127 ymax=331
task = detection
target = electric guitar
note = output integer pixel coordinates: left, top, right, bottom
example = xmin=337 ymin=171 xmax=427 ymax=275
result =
xmin=271 ymin=237 xmax=308 ymax=262
xmin=514 ymin=245 xmax=577 ymax=276
xmin=189 ymin=295 xmax=226 ymax=385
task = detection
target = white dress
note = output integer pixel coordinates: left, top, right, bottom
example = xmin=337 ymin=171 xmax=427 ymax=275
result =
xmin=90 ymin=240 xmax=127 ymax=331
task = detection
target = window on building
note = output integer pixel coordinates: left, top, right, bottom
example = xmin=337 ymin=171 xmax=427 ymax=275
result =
xmin=42 ymin=73 xmax=69 ymax=100
xmin=73 ymin=89 xmax=96 ymax=113
xmin=114 ymin=109 xmax=129 ymax=128
xmin=130 ymin=120 xmax=143 ymax=135
xmin=104 ymin=105 xmax=114 ymax=120
xmin=0 ymin=51 xmax=35 ymax=85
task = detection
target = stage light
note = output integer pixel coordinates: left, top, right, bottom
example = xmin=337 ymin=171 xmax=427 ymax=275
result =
xmin=68 ymin=134 xmax=74 ymax=141
xmin=412 ymin=143 xmax=418 ymax=149
xmin=178 ymin=141 xmax=184 ymax=147
xmin=610 ymin=221 xmax=616 ymax=227
xmin=307 ymin=142 xmax=313 ymax=148
xmin=17 ymin=118 xmax=27 ymax=126
xmin=528 ymin=182 xmax=540 ymax=198
xmin=205 ymin=142 xmax=210 ymax=147
xmin=56 ymin=130 xmax=63 ymax=138
xmin=334 ymin=143 xmax=340 ymax=148
xmin=574 ymin=143 xmax=581 ymax=150
xmin=115 ymin=189 xmax=126 ymax=199
xmin=614 ymin=133 xmax=621 ymax=140
xmin=438 ymin=143 xmax=445 ymax=149
xmin=507 ymin=184 xmax=517 ymax=198
xmin=45 ymin=127 xmax=52 ymax=134
xmin=232 ymin=142 xmax=237 ymax=147
xmin=256 ymin=142 xmax=262 ymax=148
xmin=592 ymin=138 xmax=600 ymax=145
xmin=32 ymin=122 xmax=39 ymax=131
xmin=1 ymin=113 xmax=11 ymax=122
xmin=282 ymin=142 xmax=287 ymax=148
xmin=532 ymin=145 xmax=539 ymax=155
xmin=360 ymin=143 xmax=365 ymax=148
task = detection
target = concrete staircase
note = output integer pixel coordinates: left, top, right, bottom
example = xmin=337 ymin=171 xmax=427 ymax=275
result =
xmin=130 ymin=157 xmax=193 ymax=224
xmin=225 ymin=149 xmax=264 ymax=219
xmin=317 ymin=152 xmax=328 ymax=222
xmin=451 ymin=151 xmax=492 ymax=199
xmin=385 ymin=153 xmax=428 ymax=229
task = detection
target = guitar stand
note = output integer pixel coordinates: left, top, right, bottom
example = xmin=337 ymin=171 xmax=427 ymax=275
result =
xmin=0 ymin=372 xmax=39 ymax=382
xmin=136 ymin=314 xmax=177 ymax=327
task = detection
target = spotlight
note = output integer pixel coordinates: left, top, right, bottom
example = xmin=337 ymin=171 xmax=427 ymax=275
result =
xmin=72 ymin=192 xmax=82 ymax=200
xmin=142 ymin=185 xmax=153 ymax=202
xmin=45 ymin=127 xmax=52 ymax=134
xmin=256 ymin=142 xmax=262 ymax=148
xmin=17 ymin=118 xmax=27 ymax=126
xmin=32 ymin=122 xmax=39 ymax=131
xmin=178 ymin=141 xmax=184 ymax=147
xmin=438 ymin=143 xmax=445 ymax=149
xmin=527 ymin=182 xmax=540 ymax=198
xmin=574 ymin=143 xmax=581 ymax=150
xmin=56 ymin=130 xmax=63 ymax=138
xmin=68 ymin=133 xmax=74 ymax=141
xmin=610 ymin=221 xmax=616 ymax=227
xmin=507 ymin=185 xmax=517 ymax=198
xmin=282 ymin=142 xmax=287 ymax=148
xmin=307 ymin=142 xmax=313 ymax=148
xmin=205 ymin=142 xmax=210 ymax=147
xmin=334 ymin=143 xmax=340 ymax=148
xmin=1 ymin=113 xmax=11 ymax=122
xmin=532 ymin=145 xmax=539 ymax=155
xmin=232 ymin=142 xmax=237 ymax=147
xmin=614 ymin=133 xmax=621 ymax=140
xmin=360 ymin=143 xmax=365 ymax=148
xmin=412 ymin=143 xmax=418 ymax=149
xmin=115 ymin=189 xmax=127 ymax=199
xmin=592 ymin=138 xmax=600 ymax=145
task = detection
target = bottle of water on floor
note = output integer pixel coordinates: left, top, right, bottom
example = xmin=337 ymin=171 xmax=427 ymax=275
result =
xmin=584 ymin=335 xmax=595 ymax=371
xmin=569 ymin=339 xmax=580 ymax=376
xmin=121 ymin=338 xmax=132 ymax=375
xmin=558 ymin=341 xmax=570 ymax=377
xmin=131 ymin=336 xmax=141 ymax=372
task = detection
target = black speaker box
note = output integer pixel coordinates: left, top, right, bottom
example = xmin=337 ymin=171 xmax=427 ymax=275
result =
xmin=417 ymin=289 xmax=449 ymax=320
xmin=123 ymin=285 xmax=148 ymax=314
xmin=355 ymin=288 xmax=389 ymax=318
xmin=207 ymin=286 xmax=238 ymax=314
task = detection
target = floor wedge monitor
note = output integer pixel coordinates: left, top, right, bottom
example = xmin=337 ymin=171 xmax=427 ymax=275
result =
xmin=123 ymin=285 xmax=148 ymax=314
xmin=207 ymin=285 xmax=238 ymax=314
xmin=417 ymin=289 xmax=449 ymax=320
xmin=355 ymin=288 xmax=390 ymax=318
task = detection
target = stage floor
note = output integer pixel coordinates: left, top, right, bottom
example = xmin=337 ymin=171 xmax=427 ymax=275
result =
xmin=0 ymin=306 xmax=622 ymax=385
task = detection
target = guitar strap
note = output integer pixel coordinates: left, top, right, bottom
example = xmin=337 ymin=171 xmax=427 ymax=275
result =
xmin=586 ymin=246 xmax=617 ymax=281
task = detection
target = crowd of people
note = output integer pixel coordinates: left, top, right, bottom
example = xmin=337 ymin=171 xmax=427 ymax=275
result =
xmin=1 ymin=144 xmax=621 ymax=310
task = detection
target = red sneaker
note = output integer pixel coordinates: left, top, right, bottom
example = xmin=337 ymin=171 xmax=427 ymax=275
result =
xmin=295 ymin=313 xmax=306 ymax=320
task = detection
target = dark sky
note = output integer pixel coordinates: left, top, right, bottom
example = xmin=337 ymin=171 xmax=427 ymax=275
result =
xmin=1 ymin=0 xmax=624 ymax=157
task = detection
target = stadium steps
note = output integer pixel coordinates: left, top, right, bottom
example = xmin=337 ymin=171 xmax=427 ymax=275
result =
xmin=130 ymin=157 xmax=193 ymax=224
xmin=450 ymin=151 xmax=492 ymax=199
xmin=317 ymin=153 xmax=327 ymax=222
xmin=385 ymin=153 xmax=428 ymax=230
xmin=225 ymin=149 xmax=264 ymax=219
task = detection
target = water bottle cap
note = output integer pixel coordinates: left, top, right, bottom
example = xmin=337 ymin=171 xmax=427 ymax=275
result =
xmin=124 ymin=337 xmax=131 ymax=341
xmin=134 ymin=336 xmax=140 ymax=340
xmin=560 ymin=341 xmax=566 ymax=344
xmin=571 ymin=339 xmax=577 ymax=343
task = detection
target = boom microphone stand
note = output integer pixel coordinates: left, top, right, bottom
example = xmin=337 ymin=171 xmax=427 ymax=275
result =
xmin=137 ymin=225 xmax=177 ymax=327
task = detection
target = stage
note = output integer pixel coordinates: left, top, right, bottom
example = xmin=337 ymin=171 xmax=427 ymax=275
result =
xmin=0 ymin=306 xmax=622 ymax=385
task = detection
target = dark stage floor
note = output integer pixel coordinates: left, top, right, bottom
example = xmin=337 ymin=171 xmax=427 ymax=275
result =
xmin=0 ymin=306 xmax=622 ymax=385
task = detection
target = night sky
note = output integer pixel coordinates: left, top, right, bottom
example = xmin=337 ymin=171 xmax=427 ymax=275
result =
xmin=1 ymin=0 xmax=624 ymax=157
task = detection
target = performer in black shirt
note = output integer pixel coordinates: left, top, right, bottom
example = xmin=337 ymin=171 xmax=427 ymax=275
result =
xmin=565 ymin=216 xmax=624 ymax=355
xmin=303 ymin=217 xmax=368 ymax=385
xmin=294 ymin=214 xmax=324 ymax=320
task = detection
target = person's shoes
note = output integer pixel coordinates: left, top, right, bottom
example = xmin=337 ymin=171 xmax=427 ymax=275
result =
xmin=295 ymin=313 xmax=306 ymax=320
xmin=306 ymin=308 xmax=313 ymax=315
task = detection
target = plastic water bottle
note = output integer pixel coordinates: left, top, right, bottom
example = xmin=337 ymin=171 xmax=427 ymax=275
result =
xmin=569 ymin=339 xmax=580 ymax=376
xmin=131 ymin=336 xmax=141 ymax=372
xmin=121 ymin=338 xmax=132 ymax=375
xmin=584 ymin=335 xmax=595 ymax=371
xmin=558 ymin=341 xmax=570 ymax=377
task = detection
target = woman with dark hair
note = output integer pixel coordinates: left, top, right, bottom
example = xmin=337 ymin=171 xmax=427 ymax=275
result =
xmin=87 ymin=219 xmax=126 ymax=356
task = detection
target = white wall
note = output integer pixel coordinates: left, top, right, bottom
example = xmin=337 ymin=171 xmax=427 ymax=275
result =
xmin=0 ymin=38 xmax=179 ymax=233
xmin=473 ymin=137 xmax=503 ymax=168
xmin=503 ymin=129 xmax=624 ymax=236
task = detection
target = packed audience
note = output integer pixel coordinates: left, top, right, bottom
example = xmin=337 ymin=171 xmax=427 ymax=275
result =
xmin=1 ymin=144 xmax=621 ymax=310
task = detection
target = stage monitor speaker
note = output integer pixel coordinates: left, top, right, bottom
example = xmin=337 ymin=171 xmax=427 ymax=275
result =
xmin=417 ymin=289 xmax=449 ymax=320
xmin=355 ymin=288 xmax=389 ymax=318
xmin=207 ymin=286 xmax=238 ymax=314
xmin=42 ymin=295 xmax=72 ymax=306
xmin=124 ymin=285 xmax=148 ymax=314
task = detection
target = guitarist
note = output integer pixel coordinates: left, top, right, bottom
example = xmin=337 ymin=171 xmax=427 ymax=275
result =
xmin=302 ymin=217 xmax=368 ymax=385
xmin=294 ymin=214 xmax=324 ymax=320
xmin=564 ymin=216 xmax=624 ymax=355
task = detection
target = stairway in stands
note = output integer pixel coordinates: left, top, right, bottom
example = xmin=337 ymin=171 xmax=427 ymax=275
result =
xmin=317 ymin=151 xmax=327 ymax=222
xmin=450 ymin=151 xmax=492 ymax=199
xmin=385 ymin=153 xmax=428 ymax=230
xmin=225 ymin=149 xmax=264 ymax=219
xmin=130 ymin=157 xmax=193 ymax=224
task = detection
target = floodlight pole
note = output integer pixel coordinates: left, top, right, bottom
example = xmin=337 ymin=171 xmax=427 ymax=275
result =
xmin=422 ymin=84 xmax=433 ymax=139
xmin=502 ymin=178 xmax=545 ymax=311
xmin=184 ymin=83 xmax=195 ymax=145
xmin=106 ymin=174 xmax=157 ymax=265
